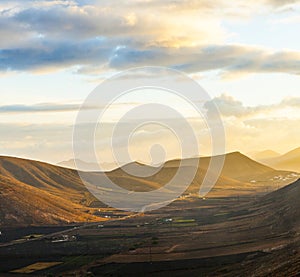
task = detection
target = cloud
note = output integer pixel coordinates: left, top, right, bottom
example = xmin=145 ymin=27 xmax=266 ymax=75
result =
xmin=0 ymin=122 xmax=74 ymax=163
xmin=205 ymin=95 xmax=260 ymax=117
xmin=266 ymin=0 xmax=299 ymax=7
xmin=1 ymin=41 xmax=300 ymax=77
xmin=1 ymin=94 xmax=300 ymax=164
xmin=280 ymin=97 xmax=300 ymax=107
xmin=0 ymin=101 xmax=145 ymax=115
xmin=1 ymin=1 xmax=226 ymax=47
xmin=0 ymin=0 xmax=300 ymax=76
xmin=205 ymin=94 xmax=300 ymax=118
xmin=202 ymin=93 xmax=300 ymax=154
xmin=0 ymin=103 xmax=81 ymax=113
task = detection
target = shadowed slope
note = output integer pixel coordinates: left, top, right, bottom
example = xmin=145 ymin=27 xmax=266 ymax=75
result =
xmin=257 ymin=178 xmax=300 ymax=230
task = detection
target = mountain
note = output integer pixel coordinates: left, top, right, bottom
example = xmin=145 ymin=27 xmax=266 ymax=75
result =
xmin=259 ymin=147 xmax=300 ymax=173
xmin=58 ymin=158 xmax=100 ymax=171
xmin=0 ymin=156 xmax=104 ymax=226
xmin=249 ymin=150 xmax=281 ymax=161
xmin=0 ymin=152 xmax=298 ymax=226
xmin=0 ymin=174 xmax=100 ymax=226
xmin=58 ymin=159 xmax=119 ymax=171
xmin=103 ymin=152 xmax=298 ymax=197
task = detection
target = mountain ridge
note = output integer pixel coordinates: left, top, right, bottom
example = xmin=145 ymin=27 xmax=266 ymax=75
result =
xmin=258 ymin=147 xmax=300 ymax=173
xmin=0 ymin=153 xmax=299 ymax=226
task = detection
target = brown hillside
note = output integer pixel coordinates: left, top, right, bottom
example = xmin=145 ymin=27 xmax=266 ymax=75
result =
xmin=0 ymin=174 xmax=100 ymax=226
xmin=0 ymin=153 xmax=298 ymax=226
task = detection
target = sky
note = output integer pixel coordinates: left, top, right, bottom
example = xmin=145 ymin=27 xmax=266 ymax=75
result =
xmin=0 ymin=0 xmax=300 ymax=166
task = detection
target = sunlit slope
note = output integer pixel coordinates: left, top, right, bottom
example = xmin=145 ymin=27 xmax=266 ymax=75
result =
xmin=0 ymin=156 xmax=104 ymax=226
xmin=105 ymin=152 xmax=298 ymax=196
xmin=0 ymin=156 xmax=97 ymax=205
xmin=0 ymin=153 xmax=298 ymax=226
xmin=0 ymin=175 xmax=100 ymax=226
xmin=259 ymin=147 xmax=300 ymax=173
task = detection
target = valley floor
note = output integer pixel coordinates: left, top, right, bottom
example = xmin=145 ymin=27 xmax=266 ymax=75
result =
xmin=1 ymin=191 xmax=300 ymax=276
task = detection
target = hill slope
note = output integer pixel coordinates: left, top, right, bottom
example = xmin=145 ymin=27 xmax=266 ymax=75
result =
xmin=107 ymin=152 xmax=298 ymax=197
xmin=0 ymin=175 xmax=99 ymax=226
xmin=249 ymin=150 xmax=281 ymax=160
xmin=258 ymin=178 xmax=300 ymax=230
xmin=0 ymin=153 xmax=298 ymax=226
xmin=259 ymin=147 xmax=300 ymax=172
xmin=0 ymin=156 xmax=104 ymax=227
xmin=58 ymin=159 xmax=99 ymax=171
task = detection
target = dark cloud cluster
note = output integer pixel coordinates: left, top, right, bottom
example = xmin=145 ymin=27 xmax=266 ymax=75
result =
xmin=0 ymin=0 xmax=299 ymax=76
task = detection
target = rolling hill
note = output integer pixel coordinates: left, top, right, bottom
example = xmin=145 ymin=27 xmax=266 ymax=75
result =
xmin=249 ymin=150 xmax=281 ymax=161
xmin=0 ymin=156 xmax=104 ymax=226
xmin=58 ymin=159 xmax=119 ymax=171
xmin=0 ymin=174 xmax=100 ymax=226
xmin=0 ymin=153 xmax=298 ymax=226
xmin=258 ymin=147 xmax=300 ymax=173
xmin=107 ymin=152 xmax=298 ymax=196
xmin=58 ymin=159 xmax=99 ymax=171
